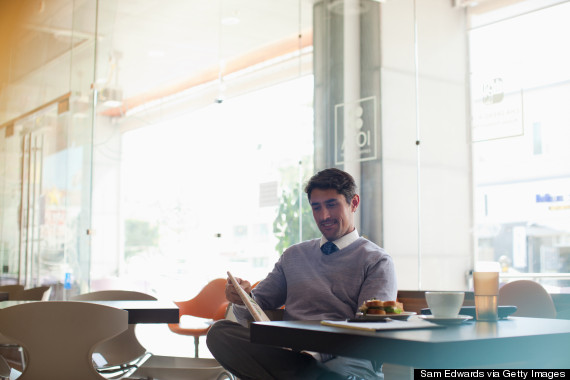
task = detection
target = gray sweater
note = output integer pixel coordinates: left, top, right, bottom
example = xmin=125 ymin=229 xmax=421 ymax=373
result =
xmin=235 ymin=237 xmax=397 ymax=322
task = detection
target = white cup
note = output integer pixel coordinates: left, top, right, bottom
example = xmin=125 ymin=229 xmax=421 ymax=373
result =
xmin=425 ymin=291 xmax=465 ymax=318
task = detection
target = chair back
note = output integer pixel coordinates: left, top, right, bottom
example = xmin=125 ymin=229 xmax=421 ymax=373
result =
xmin=0 ymin=285 xmax=25 ymax=300
xmin=396 ymin=290 xmax=475 ymax=314
xmin=72 ymin=290 xmax=156 ymax=301
xmin=0 ymin=354 xmax=10 ymax=379
xmin=168 ymin=279 xmax=228 ymax=358
xmin=175 ymin=278 xmax=228 ymax=319
xmin=0 ymin=301 xmax=127 ymax=380
xmin=70 ymin=290 xmax=156 ymax=368
xmin=16 ymin=286 xmax=52 ymax=301
xmin=498 ymin=280 xmax=557 ymax=318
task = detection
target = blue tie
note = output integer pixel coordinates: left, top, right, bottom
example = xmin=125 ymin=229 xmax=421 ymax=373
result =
xmin=321 ymin=241 xmax=339 ymax=255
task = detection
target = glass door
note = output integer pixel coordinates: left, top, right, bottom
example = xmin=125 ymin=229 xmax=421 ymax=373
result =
xmin=0 ymin=97 xmax=92 ymax=298
xmin=0 ymin=121 xmax=24 ymax=285
xmin=0 ymin=110 xmax=53 ymax=288
xmin=19 ymin=124 xmax=45 ymax=287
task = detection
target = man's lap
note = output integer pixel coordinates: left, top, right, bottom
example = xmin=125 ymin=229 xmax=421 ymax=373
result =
xmin=206 ymin=319 xmax=382 ymax=380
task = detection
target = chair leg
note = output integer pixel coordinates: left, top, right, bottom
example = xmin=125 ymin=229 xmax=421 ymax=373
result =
xmin=217 ymin=371 xmax=236 ymax=380
xmin=194 ymin=336 xmax=199 ymax=358
xmin=19 ymin=347 xmax=25 ymax=370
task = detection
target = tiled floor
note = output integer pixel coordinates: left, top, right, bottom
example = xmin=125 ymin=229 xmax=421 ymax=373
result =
xmin=131 ymin=326 xmax=237 ymax=380
xmin=135 ymin=323 xmax=214 ymax=359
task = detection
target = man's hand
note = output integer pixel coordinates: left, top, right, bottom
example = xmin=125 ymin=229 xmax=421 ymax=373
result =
xmin=225 ymin=276 xmax=252 ymax=305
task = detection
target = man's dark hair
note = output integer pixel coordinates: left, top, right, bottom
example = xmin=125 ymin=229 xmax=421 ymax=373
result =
xmin=304 ymin=168 xmax=357 ymax=203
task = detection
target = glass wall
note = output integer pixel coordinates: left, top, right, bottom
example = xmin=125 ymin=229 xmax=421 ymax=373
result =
xmin=88 ymin=0 xmax=315 ymax=298
xmin=0 ymin=0 xmax=97 ymax=298
xmin=1 ymin=0 xmax=569 ymax=299
xmin=380 ymin=0 xmax=471 ymax=290
xmin=118 ymin=77 xmax=315 ymax=299
xmin=469 ymin=1 xmax=570 ymax=292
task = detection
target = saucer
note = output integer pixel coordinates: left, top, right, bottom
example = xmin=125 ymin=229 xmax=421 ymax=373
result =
xmin=418 ymin=314 xmax=473 ymax=325
xmin=421 ymin=306 xmax=517 ymax=319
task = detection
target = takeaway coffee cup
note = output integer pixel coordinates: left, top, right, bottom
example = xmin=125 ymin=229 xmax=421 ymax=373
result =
xmin=425 ymin=291 xmax=465 ymax=318
xmin=473 ymin=271 xmax=499 ymax=321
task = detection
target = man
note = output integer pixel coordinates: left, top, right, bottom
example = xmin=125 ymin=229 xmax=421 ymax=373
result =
xmin=207 ymin=168 xmax=397 ymax=379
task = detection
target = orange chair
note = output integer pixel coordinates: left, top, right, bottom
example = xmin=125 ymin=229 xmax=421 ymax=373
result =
xmin=168 ymin=279 xmax=229 ymax=358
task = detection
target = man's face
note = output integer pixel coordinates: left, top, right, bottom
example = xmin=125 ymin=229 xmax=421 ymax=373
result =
xmin=309 ymin=188 xmax=359 ymax=241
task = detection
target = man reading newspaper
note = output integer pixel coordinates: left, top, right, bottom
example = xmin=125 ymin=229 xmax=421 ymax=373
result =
xmin=207 ymin=168 xmax=397 ymax=380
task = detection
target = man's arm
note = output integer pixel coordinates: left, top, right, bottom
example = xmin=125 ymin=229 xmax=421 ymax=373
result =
xmin=358 ymin=254 xmax=397 ymax=306
xmin=249 ymin=256 xmax=288 ymax=311
xmin=225 ymin=276 xmax=252 ymax=305
xmin=223 ymin=275 xmax=256 ymax=326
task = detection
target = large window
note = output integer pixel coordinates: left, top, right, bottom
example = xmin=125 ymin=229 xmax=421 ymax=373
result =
xmin=470 ymin=1 xmax=570 ymax=292
xmin=119 ymin=76 xmax=315 ymax=299
xmin=0 ymin=1 xmax=97 ymax=297
xmin=86 ymin=0 xmax=315 ymax=298
xmin=2 ymin=0 xmax=570 ymax=298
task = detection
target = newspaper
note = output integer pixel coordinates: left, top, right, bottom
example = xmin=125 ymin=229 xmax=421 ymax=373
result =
xmin=227 ymin=271 xmax=271 ymax=322
xmin=321 ymin=319 xmax=444 ymax=331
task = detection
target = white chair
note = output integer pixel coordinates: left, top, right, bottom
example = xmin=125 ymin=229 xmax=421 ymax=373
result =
xmin=15 ymin=286 xmax=52 ymax=301
xmin=0 ymin=285 xmax=24 ymax=300
xmin=498 ymin=280 xmax=557 ymax=318
xmin=0 ymin=301 xmax=127 ymax=380
xmin=71 ymin=290 xmax=235 ymax=380
xmin=71 ymin=290 xmax=157 ymax=378
xmin=0 ymin=354 xmax=11 ymax=379
xmin=0 ymin=285 xmax=52 ymax=371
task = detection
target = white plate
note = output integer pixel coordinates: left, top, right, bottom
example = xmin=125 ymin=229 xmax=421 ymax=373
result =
xmin=351 ymin=311 xmax=416 ymax=322
xmin=418 ymin=314 xmax=473 ymax=325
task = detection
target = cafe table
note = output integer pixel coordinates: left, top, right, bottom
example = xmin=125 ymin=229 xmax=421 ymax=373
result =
xmin=250 ymin=316 xmax=570 ymax=374
xmin=0 ymin=299 xmax=179 ymax=324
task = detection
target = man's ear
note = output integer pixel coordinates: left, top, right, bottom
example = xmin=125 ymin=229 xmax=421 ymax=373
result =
xmin=351 ymin=194 xmax=360 ymax=212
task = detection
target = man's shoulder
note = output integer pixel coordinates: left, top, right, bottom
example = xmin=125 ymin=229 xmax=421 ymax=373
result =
xmin=283 ymin=238 xmax=320 ymax=255
xmin=351 ymin=237 xmax=390 ymax=256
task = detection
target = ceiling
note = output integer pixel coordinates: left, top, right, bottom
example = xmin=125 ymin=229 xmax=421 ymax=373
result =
xmin=0 ymin=0 xmax=314 ymax=107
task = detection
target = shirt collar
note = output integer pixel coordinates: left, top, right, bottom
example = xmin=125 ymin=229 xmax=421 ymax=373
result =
xmin=320 ymin=228 xmax=359 ymax=251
